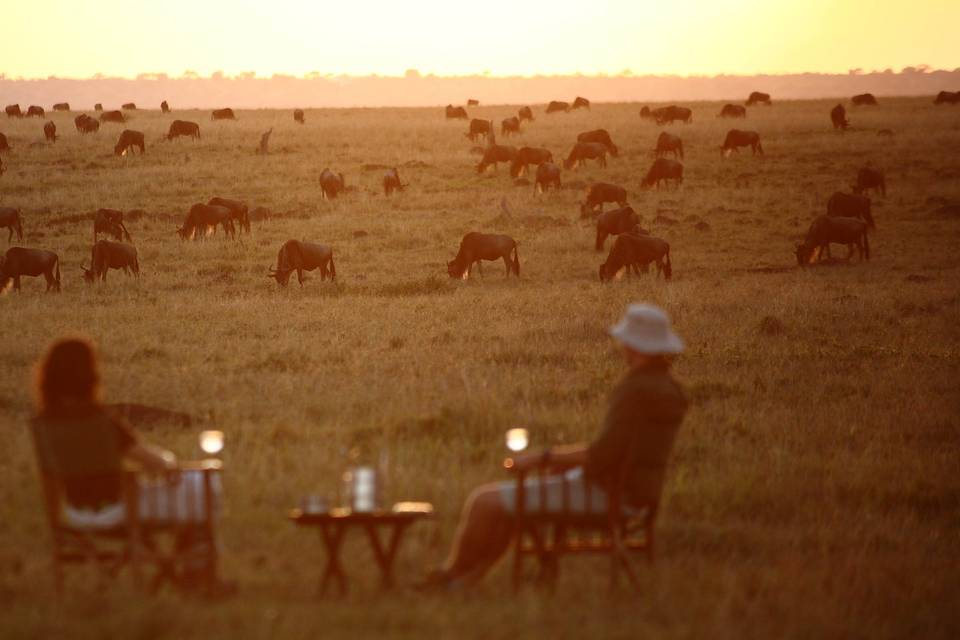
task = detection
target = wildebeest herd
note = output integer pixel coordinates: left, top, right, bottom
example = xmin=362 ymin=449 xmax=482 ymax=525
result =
xmin=0 ymin=88 xmax=954 ymax=292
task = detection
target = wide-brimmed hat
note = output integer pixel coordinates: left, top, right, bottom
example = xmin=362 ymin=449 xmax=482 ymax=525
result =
xmin=609 ymin=303 xmax=684 ymax=354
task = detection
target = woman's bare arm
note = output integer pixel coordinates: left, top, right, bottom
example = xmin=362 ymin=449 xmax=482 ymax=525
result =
xmin=126 ymin=443 xmax=177 ymax=473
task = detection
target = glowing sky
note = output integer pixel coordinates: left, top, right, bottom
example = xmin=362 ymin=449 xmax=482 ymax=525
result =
xmin=1 ymin=0 xmax=956 ymax=78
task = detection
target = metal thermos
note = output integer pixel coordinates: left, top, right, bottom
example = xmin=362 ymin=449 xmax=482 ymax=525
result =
xmin=343 ymin=466 xmax=377 ymax=512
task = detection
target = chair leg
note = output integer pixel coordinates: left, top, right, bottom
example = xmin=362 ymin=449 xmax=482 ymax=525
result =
xmin=511 ymin=532 xmax=525 ymax=592
xmin=129 ymin=541 xmax=143 ymax=591
xmin=53 ymin=554 xmax=65 ymax=597
xmin=616 ymin=550 xmax=642 ymax=591
xmin=536 ymin=551 xmax=559 ymax=590
xmin=609 ymin=551 xmax=619 ymax=591
xmin=611 ymin=529 xmax=642 ymax=592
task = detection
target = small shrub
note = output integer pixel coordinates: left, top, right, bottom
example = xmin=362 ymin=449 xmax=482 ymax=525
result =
xmin=759 ymin=315 xmax=786 ymax=336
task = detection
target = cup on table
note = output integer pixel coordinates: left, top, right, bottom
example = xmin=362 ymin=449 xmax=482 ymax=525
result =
xmin=301 ymin=495 xmax=329 ymax=514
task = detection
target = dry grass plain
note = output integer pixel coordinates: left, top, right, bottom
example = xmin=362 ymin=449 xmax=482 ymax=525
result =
xmin=0 ymin=97 xmax=958 ymax=639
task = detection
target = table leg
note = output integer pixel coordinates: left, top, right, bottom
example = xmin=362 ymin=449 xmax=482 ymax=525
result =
xmin=318 ymin=523 xmax=348 ymax=596
xmin=363 ymin=522 xmax=410 ymax=590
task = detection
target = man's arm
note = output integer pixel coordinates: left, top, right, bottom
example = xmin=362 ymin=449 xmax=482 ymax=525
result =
xmin=512 ymin=443 xmax=588 ymax=472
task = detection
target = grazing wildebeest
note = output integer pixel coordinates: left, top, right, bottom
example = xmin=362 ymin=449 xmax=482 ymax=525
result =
xmin=477 ymin=144 xmax=518 ymax=173
xmin=100 ymin=110 xmax=125 ymax=123
xmin=830 ymin=103 xmax=849 ymax=130
xmin=853 ymin=167 xmax=886 ymax=197
xmin=572 ymin=96 xmax=591 ymax=110
xmin=0 ymin=157 xmax=5 ymax=176
xmin=510 ymin=147 xmax=553 ymax=177
xmin=746 ymin=91 xmax=771 ymax=106
xmin=638 ymin=106 xmax=656 ymax=120
xmin=211 ymin=108 xmax=236 ymax=120
xmin=827 ymin=192 xmax=875 ymax=229
xmin=94 ymin=103 xmax=103 ymax=112
xmin=720 ymin=129 xmax=764 ymax=156
xmin=26 ymin=106 xmax=45 ymax=118
xmin=43 ymin=121 xmax=57 ymax=143
xmin=640 ymin=106 xmax=682 ymax=124
xmin=445 ymin=104 xmax=469 ymax=120
xmin=0 ymin=133 xmax=9 ymax=152
xmin=52 ymin=103 xmax=70 ymax=112
xmin=654 ymin=105 xmax=693 ymax=125
xmin=546 ymin=100 xmax=570 ymax=114
xmin=580 ymin=182 xmax=627 ymax=217
xmin=465 ymin=118 xmax=494 ymax=142
xmin=383 ymin=168 xmax=407 ymax=196
xmin=599 ymin=234 xmax=672 ymax=281
xmin=852 ymin=93 xmax=878 ymax=106
xmin=161 ymin=100 xmax=170 ymax=113
xmin=177 ymin=204 xmax=235 ymax=240
xmin=0 ymin=207 xmax=24 ymax=242
xmin=933 ymin=91 xmax=960 ymax=105
xmin=93 ymin=208 xmax=132 ymax=242
xmin=641 ymin=158 xmax=684 ymax=190
xmin=5 ymin=104 xmax=22 ymax=118
xmin=319 ymin=169 xmax=346 ymax=199
xmin=0 ymin=247 xmax=61 ymax=292
xmin=534 ymin=162 xmax=562 ymax=194
xmin=467 ymin=99 xmax=480 ymax=107
xmin=501 ymin=116 xmax=520 ymax=137
xmin=595 ymin=206 xmax=640 ymax=251
xmin=166 ymin=119 xmax=201 ymax=141
xmin=577 ymin=129 xmax=619 ymax=157
xmin=269 ymin=240 xmax=336 ymax=286
xmin=518 ymin=106 xmax=534 ymax=122
xmin=447 ymin=232 xmax=519 ymax=279
xmin=718 ymin=103 xmax=747 ymax=118
xmin=563 ymin=142 xmax=608 ymax=170
xmin=75 ymin=114 xmax=99 ymax=133
xmin=294 ymin=108 xmax=305 ymax=124
xmin=207 ymin=197 xmax=250 ymax=233
xmin=121 ymin=103 xmax=137 ymax=110
xmin=114 ymin=130 xmax=145 ymax=156
xmin=81 ymin=240 xmax=139 ymax=283
xmin=654 ymin=132 xmax=683 ymax=159
xmin=796 ymin=216 xmax=869 ymax=265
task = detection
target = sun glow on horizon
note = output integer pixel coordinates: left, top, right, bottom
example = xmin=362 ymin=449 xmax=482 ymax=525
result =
xmin=1 ymin=0 xmax=957 ymax=80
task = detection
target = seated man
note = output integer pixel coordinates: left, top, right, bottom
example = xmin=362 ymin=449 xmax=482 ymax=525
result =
xmin=424 ymin=303 xmax=688 ymax=588
xmin=30 ymin=337 xmax=227 ymax=591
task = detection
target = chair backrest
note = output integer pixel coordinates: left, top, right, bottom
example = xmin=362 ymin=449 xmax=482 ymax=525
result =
xmin=34 ymin=466 xmax=141 ymax=534
xmin=30 ymin=419 xmax=140 ymax=533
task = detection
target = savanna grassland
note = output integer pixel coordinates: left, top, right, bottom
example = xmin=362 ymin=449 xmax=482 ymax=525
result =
xmin=0 ymin=97 xmax=958 ymax=639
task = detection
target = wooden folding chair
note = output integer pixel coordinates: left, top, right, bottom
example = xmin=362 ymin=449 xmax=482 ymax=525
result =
xmin=36 ymin=468 xmax=146 ymax=594
xmin=137 ymin=460 xmax=223 ymax=593
xmin=507 ymin=458 xmax=658 ymax=591
xmin=35 ymin=460 xmax=222 ymax=595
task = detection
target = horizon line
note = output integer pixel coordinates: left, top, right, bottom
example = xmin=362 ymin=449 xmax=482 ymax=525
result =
xmin=2 ymin=66 xmax=958 ymax=83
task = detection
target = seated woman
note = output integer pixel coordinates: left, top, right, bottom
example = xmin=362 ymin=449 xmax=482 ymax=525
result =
xmin=30 ymin=337 xmax=226 ymax=591
xmin=424 ymin=303 xmax=689 ymax=588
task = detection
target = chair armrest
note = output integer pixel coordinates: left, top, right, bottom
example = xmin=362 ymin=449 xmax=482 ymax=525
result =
xmin=178 ymin=459 xmax=223 ymax=472
xmin=503 ymin=457 xmax=578 ymax=475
